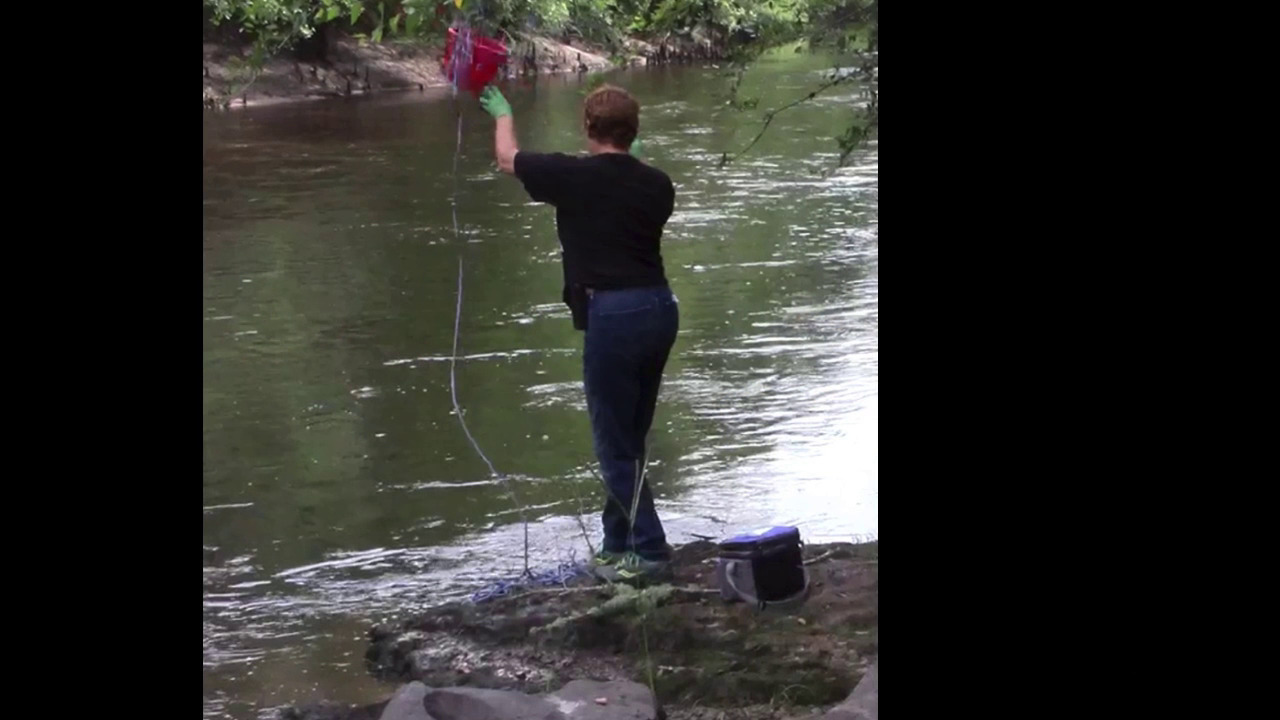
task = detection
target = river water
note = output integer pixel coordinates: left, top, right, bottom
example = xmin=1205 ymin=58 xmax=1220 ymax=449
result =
xmin=203 ymin=48 xmax=876 ymax=719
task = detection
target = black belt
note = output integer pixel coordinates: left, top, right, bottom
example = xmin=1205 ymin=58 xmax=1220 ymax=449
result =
xmin=584 ymin=286 xmax=662 ymax=297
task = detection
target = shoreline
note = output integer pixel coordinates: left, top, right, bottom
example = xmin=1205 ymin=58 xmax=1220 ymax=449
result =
xmin=283 ymin=539 xmax=878 ymax=720
xmin=204 ymin=32 xmax=724 ymax=110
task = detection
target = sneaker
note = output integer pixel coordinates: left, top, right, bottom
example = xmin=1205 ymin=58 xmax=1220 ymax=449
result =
xmin=593 ymin=549 xmax=624 ymax=567
xmin=593 ymin=552 xmax=673 ymax=584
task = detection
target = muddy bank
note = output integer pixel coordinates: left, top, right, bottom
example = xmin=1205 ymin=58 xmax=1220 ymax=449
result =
xmin=203 ymin=34 xmax=617 ymax=109
xmin=291 ymin=540 xmax=877 ymax=720
xmin=203 ymin=29 xmax=739 ymax=109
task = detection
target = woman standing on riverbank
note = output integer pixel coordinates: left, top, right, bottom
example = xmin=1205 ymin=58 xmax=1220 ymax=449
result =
xmin=478 ymin=83 xmax=678 ymax=582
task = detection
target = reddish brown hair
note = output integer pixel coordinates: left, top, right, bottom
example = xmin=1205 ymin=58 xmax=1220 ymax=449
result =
xmin=583 ymin=84 xmax=640 ymax=150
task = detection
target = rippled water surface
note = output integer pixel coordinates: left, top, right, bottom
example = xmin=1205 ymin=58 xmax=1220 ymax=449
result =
xmin=204 ymin=49 xmax=877 ymax=719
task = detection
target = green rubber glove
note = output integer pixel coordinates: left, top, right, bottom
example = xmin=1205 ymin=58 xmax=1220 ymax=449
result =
xmin=629 ymin=136 xmax=644 ymax=158
xmin=479 ymin=85 xmax=511 ymax=119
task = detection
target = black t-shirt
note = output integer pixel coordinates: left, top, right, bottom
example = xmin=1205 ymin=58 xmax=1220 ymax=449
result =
xmin=514 ymin=151 xmax=675 ymax=330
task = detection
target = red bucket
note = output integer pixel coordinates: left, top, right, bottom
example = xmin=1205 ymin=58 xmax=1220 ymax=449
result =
xmin=443 ymin=28 xmax=508 ymax=95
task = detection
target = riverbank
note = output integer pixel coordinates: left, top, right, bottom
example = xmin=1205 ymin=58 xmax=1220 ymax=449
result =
xmin=203 ymin=31 xmax=727 ymax=109
xmin=282 ymin=540 xmax=877 ymax=720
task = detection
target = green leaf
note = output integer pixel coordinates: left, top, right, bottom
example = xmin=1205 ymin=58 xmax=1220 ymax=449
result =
xmin=350 ymin=4 xmax=363 ymax=25
xmin=390 ymin=14 xmax=400 ymax=34
xmin=406 ymin=10 xmax=421 ymax=34
xmin=326 ymin=5 xmax=341 ymax=22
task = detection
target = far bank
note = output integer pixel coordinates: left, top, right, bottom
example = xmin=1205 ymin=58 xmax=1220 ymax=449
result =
xmin=203 ymin=31 xmax=729 ymax=109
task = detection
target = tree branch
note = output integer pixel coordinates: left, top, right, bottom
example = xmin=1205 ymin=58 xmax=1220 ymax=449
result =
xmin=719 ymin=73 xmax=853 ymax=166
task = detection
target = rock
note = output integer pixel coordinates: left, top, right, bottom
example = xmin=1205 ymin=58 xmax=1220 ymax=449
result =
xmin=380 ymin=682 xmax=432 ymax=720
xmin=366 ymin=541 xmax=875 ymax=711
xmin=547 ymin=680 xmax=657 ymax=720
xmin=423 ymin=687 xmax=564 ymax=720
xmin=823 ymin=663 xmax=876 ymax=720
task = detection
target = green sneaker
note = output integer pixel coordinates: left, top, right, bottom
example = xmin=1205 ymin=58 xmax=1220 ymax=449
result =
xmin=593 ymin=552 xmax=673 ymax=584
xmin=593 ymin=549 xmax=624 ymax=567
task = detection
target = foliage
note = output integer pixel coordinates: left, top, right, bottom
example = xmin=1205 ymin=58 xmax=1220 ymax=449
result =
xmin=719 ymin=0 xmax=877 ymax=165
xmin=206 ymin=0 xmax=364 ymax=45
xmin=205 ymin=0 xmax=872 ymax=60
xmin=207 ymin=0 xmax=807 ymax=51
xmin=813 ymin=0 xmax=877 ymax=163
xmin=531 ymin=583 xmax=676 ymax=635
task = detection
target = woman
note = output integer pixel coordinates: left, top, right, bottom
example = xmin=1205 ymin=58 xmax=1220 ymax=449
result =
xmin=478 ymin=83 xmax=678 ymax=582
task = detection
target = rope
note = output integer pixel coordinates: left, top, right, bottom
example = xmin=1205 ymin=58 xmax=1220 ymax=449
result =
xmin=469 ymin=560 xmax=594 ymax=604
xmin=446 ymin=21 xmax=531 ymax=576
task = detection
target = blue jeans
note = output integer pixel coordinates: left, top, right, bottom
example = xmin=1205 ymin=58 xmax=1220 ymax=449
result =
xmin=583 ymin=285 xmax=679 ymax=561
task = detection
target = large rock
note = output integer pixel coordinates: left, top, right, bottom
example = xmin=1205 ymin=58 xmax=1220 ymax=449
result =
xmin=824 ymin=663 xmax=877 ymax=720
xmin=380 ymin=682 xmax=433 ymax=720
xmin=423 ymin=687 xmax=565 ymax=720
xmin=546 ymin=680 xmax=657 ymax=720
